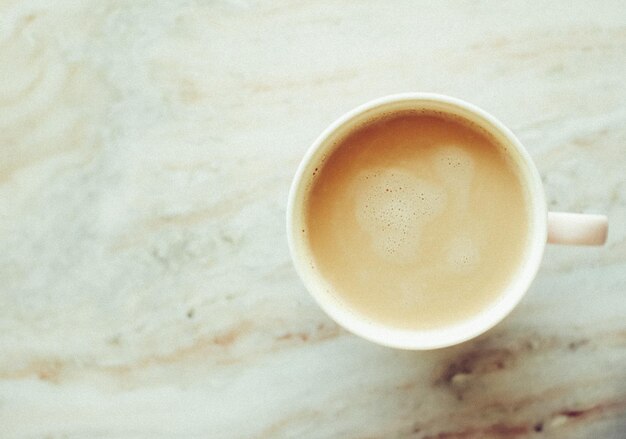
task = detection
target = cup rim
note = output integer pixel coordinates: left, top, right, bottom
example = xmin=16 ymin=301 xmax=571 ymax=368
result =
xmin=287 ymin=93 xmax=547 ymax=349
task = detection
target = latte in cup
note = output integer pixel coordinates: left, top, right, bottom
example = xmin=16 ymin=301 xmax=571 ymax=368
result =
xmin=304 ymin=112 xmax=530 ymax=330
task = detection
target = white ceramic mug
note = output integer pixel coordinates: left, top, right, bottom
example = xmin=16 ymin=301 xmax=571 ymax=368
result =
xmin=287 ymin=93 xmax=608 ymax=350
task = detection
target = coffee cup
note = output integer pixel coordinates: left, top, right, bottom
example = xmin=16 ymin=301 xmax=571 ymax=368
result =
xmin=287 ymin=93 xmax=608 ymax=349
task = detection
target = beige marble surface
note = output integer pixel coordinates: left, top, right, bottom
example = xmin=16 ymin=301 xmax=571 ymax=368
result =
xmin=1 ymin=1 xmax=625 ymax=438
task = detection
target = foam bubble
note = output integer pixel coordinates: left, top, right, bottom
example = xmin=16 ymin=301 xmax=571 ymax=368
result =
xmin=355 ymin=168 xmax=446 ymax=261
xmin=433 ymin=145 xmax=475 ymax=177
xmin=433 ymin=145 xmax=475 ymax=211
xmin=445 ymin=235 xmax=480 ymax=272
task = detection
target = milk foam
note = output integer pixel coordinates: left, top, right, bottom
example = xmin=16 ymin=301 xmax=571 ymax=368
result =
xmin=433 ymin=145 xmax=475 ymax=212
xmin=355 ymin=168 xmax=446 ymax=261
xmin=432 ymin=146 xmax=480 ymax=271
xmin=446 ymin=235 xmax=481 ymax=271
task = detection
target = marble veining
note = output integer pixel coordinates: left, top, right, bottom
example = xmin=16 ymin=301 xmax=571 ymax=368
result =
xmin=0 ymin=1 xmax=625 ymax=437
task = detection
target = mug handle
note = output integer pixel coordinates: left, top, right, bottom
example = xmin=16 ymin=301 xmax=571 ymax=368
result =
xmin=547 ymin=212 xmax=608 ymax=246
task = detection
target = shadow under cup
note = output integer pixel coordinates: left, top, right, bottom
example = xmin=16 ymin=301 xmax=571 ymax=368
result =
xmin=287 ymin=94 xmax=547 ymax=349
